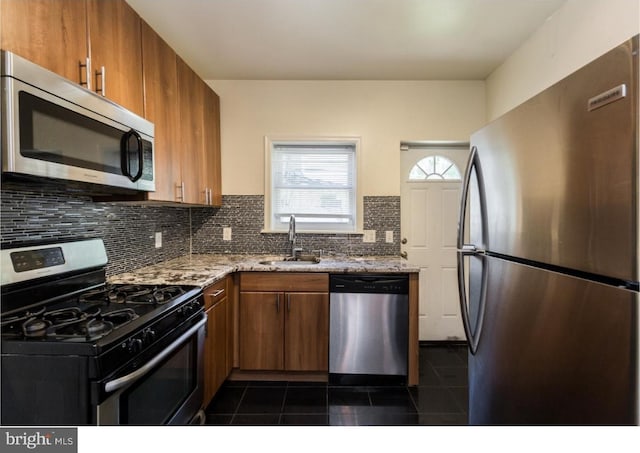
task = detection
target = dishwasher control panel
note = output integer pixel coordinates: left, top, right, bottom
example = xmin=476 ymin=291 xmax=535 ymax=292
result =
xmin=329 ymin=274 xmax=409 ymax=294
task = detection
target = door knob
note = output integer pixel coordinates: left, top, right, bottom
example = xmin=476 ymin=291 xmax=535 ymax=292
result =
xmin=401 ymin=238 xmax=407 ymax=244
xmin=400 ymin=251 xmax=408 ymax=259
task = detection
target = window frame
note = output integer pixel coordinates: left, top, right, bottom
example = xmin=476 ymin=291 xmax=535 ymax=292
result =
xmin=408 ymin=155 xmax=462 ymax=181
xmin=263 ymin=136 xmax=363 ymax=234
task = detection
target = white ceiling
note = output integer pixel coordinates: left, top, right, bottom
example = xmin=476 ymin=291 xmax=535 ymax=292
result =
xmin=126 ymin=0 xmax=567 ymax=81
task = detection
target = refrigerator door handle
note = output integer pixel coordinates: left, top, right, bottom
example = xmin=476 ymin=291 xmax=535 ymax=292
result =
xmin=457 ymin=145 xmax=488 ymax=355
xmin=457 ymin=146 xmax=482 ymax=250
xmin=460 ymin=244 xmax=485 ymax=256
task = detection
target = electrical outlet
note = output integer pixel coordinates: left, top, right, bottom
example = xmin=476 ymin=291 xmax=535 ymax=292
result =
xmin=363 ymin=230 xmax=376 ymax=243
xmin=155 ymin=232 xmax=162 ymax=248
xmin=385 ymin=231 xmax=394 ymax=243
xmin=223 ymin=227 xmax=232 ymax=241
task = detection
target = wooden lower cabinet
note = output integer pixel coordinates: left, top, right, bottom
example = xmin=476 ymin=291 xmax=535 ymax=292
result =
xmin=239 ymin=291 xmax=328 ymax=371
xmin=239 ymin=292 xmax=284 ymax=370
xmin=203 ymin=277 xmax=232 ymax=406
xmin=284 ymin=292 xmax=329 ymax=371
xmin=239 ymin=273 xmax=329 ymax=372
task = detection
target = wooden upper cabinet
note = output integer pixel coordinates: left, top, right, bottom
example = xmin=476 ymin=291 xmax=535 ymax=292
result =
xmin=140 ymin=22 xmax=181 ymax=202
xmin=176 ymin=56 xmax=206 ymax=204
xmin=1 ymin=0 xmax=222 ymax=205
xmin=202 ymin=84 xmax=222 ymax=206
xmin=86 ymin=0 xmax=144 ymax=116
xmin=1 ymin=0 xmax=143 ymax=115
xmin=0 ymin=0 xmax=88 ymax=84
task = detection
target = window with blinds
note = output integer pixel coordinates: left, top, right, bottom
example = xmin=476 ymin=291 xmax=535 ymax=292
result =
xmin=267 ymin=140 xmax=359 ymax=232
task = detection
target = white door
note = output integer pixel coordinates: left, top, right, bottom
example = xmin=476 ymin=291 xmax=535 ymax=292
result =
xmin=400 ymin=146 xmax=469 ymax=341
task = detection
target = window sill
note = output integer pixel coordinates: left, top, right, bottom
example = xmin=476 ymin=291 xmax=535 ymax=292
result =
xmin=260 ymin=229 xmax=364 ymax=235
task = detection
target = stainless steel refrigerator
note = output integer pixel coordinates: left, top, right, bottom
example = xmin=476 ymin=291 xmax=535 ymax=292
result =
xmin=457 ymin=35 xmax=638 ymax=425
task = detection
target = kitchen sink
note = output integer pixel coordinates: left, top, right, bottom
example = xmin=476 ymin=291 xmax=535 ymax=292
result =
xmin=258 ymin=256 xmax=321 ymax=265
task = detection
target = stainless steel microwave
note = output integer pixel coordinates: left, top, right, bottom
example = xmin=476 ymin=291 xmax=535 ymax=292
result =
xmin=1 ymin=50 xmax=155 ymax=191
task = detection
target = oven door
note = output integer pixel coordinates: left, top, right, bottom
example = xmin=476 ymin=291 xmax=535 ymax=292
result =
xmin=96 ymin=315 xmax=206 ymax=425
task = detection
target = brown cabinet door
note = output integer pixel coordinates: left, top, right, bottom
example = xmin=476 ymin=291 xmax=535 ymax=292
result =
xmin=176 ymin=56 xmax=205 ymax=204
xmin=239 ymin=292 xmax=284 ymax=370
xmin=203 ymin=304 xmax=216 ymax=405
xmin=284 ymin=292 xmax=329 ymax=371
xmin=202 ymin=85 xmax=222 ymax=206
xmin=86 ymin=0 xmax=144 ymax=116
xmin=212 ymin=299 xmax=228 ymax=391
xmin=209 ymin=298 xmax=228 ymax=401
xmin=141 ymin=22 xmax=181 ymax=202
xmin=0 ymin=0 xmax=88 ymax=84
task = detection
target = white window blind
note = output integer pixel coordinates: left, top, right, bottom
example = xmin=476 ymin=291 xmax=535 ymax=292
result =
xmin=270 ymin=142 xmax=357 ymax=232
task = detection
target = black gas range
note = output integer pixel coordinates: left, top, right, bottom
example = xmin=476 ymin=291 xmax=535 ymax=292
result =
xmin=0 ymin=239 xmax=206 ymax=426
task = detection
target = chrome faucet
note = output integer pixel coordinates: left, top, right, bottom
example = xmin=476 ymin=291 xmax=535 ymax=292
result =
xmin=288 ymin=215 xmax=302 ymax=259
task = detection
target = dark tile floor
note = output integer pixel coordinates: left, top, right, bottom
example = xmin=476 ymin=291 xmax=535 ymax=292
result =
xmin=205 ymin=344 xmax=468 ymax=426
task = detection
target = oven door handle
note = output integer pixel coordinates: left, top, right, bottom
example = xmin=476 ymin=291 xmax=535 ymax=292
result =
xmin=104 ymin=316 xmax=206 ymax=393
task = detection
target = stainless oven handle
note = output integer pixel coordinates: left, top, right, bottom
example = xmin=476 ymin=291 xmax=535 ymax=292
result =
xmin=104 ymin=316 xmax=206 ymax=393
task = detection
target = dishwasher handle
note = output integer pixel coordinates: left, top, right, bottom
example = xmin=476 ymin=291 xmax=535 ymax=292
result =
xmin=329 ymin=274 xmax=409 ymax=294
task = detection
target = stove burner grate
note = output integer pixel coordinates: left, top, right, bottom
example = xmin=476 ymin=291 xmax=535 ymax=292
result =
xmin=78 ymin=284 xmax=186 ymax=306
xmin=23 ymin=318 xmax=51 ymax=338
xmin=2 ymin=305 xmax=140 ymax=341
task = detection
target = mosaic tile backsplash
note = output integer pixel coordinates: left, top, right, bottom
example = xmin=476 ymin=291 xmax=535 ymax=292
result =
xmin=1 ymin=179 xmax=191 ymax=276
xmin=1 ymin=179 xmax=401 ymax=276
xmin=191 ymin=195 xmax=401 ymax=257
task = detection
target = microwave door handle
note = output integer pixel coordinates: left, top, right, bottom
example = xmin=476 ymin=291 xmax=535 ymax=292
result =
xmin=121 ymin=129 xmax=144 ymax=182
xmin=104 ymin=316 xmax=207 ymax=393
xmin=131 ymin=130 xmax=144 ymax=182
xmin=121 ymin=130 xmax=133 ymax=180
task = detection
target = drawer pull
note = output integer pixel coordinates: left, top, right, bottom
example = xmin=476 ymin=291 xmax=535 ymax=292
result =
xmin=209 ymin=289 xmax=225 ymax=298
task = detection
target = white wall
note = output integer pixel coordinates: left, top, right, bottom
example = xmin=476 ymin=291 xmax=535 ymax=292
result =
xmin=486 ymin=0 xmax=640 ymax=120
xmin=207 ymin=80 xmax=485 ymax=196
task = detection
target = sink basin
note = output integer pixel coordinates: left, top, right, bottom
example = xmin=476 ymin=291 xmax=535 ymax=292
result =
xmin=258 ymin=256 xmax=321 ymax=266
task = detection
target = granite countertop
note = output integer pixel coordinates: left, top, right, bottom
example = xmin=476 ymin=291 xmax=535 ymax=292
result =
xmin=108 ymin=254 xmax=419 ymax=288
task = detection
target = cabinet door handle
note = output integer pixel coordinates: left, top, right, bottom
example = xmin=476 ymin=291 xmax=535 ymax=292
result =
xmin=176 ymin=181 xmax=185 ymax=202
xmin=276 ymin=294 xmax=280 ymax=313
xmin=79 ymin=58 xmax=91 ymax=89
xmin=95 ymin=66 xmax=106 ymax=96
xmin=209 ymin=289 xmax=224 ymax=298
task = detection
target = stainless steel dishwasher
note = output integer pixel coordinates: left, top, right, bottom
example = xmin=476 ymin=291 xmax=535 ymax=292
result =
xmin=329 ymin=274 xmax=409 ymax=385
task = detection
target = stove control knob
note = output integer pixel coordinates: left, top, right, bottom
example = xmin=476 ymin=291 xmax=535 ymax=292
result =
xmin=127 ymin=338 xmax=143 ymax=354
xmin=142 ymin=328 xmax=156 ymax=344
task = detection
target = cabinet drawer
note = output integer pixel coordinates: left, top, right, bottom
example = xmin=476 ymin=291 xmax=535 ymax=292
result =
xmin=240 ymin=272 xmax=328 ymax=292
xmin=203 ymin=278 xmax=227 ymax=309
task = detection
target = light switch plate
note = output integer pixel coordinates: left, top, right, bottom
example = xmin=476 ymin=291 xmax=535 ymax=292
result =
xmin=363 ymin=230 xmax=376 ymax=243
xmin=223 ymin=227 xmax=232 ymax=241
xmin=155 ymin=232 xmax=162 ymax=248
xmin=385 ymin=231 xmax=394 ymax=243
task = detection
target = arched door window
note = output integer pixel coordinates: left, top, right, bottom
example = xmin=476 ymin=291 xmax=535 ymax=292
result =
xmin=408 ymin=155 xmax=461 ymax=180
